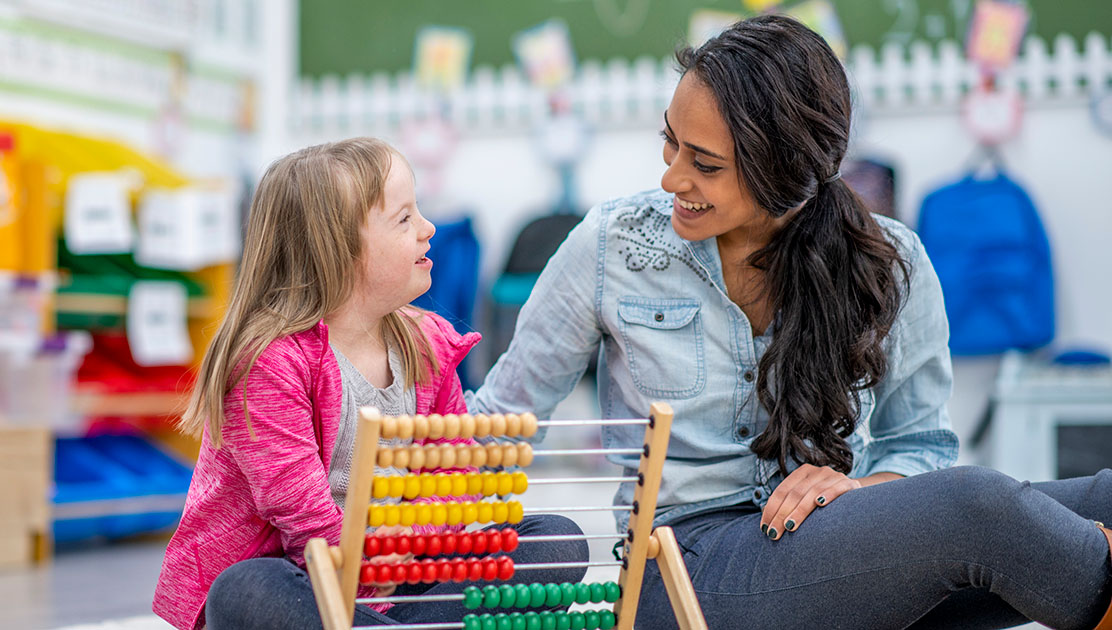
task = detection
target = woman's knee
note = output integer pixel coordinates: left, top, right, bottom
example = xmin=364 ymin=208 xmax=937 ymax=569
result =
xmin=514 ymin=514 xmax=590 ymax=583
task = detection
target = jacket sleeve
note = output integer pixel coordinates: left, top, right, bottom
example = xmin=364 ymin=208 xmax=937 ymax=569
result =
xmin=222 ymin=352 xmax=342 ymax=566
xmin=854 ymin=230 xmax=960 ymax=479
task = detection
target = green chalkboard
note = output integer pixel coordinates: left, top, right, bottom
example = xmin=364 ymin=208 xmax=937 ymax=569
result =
xmin=299 ymin=0 xmax=1111 ymax=77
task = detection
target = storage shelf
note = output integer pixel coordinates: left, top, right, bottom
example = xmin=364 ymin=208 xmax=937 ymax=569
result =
xmin=55 ymin=293 xmax=215 ymax=319
xmin=72 ymin=389 xmax=187 ymax=417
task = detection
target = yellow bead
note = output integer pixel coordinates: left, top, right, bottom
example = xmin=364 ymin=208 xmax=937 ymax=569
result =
xmin=388 ymin=476 xmax=405 ymax=498
xmin=481 ymin=472 xmax=498 ymax=497
xmin=467 ymin=473 xmax=483 ymax=495
xmin=431 ymin=504 xmax=448 ymax=526
xmin=427 ymin=414 xmax=444 ymax=440
xmin=443 ymin=414 xmax=460 ymax=439
xmin=436 ymin=475 xmax=453 ymax=497
xmin=507 ymin=501 xmax=524 ymax=524
xmin=491 ymin=414 xmax=507 ymax=437
xmin=368 ymin=505 xmax=385 ymax=527
xmin=451 ymin=475 xmax=468 ymax=496
xmin=447 ymin=502 xmax=463 ymax=525
xmin=403 ymin=475 xmax=421 ymax=500
xmin=419 ymin=474 xmax=436 ymax=498
xmin=497 ymin=473 xmax=513 ymax=496
xmin=384 ymin=504 xmax=400 ymax=527
xmin=462 ymin=501 xmax=478 ymax=525
xmin=372 ymin=477 xmax=389 ymax=499
xmin=414 ymin=416 xmax=429 ymax=440
xmin=400 ymin=504 xmax=417 ymax=526
xmin=512 ymin=472 xmax=528 ymax=495
xmin=492 ymin=501 xmax=509 ymax=524
xmin=477 ymin=502 xmax=493 ymax=523
xmin=416 ymin=504 xmax=432 ymax=526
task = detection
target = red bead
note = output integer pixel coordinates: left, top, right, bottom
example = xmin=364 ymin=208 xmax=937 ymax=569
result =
xmin=427 ymin=534 xmax=443 ymax=557
xmin=407 ymin=562 xmax=423 ymax=584
xmin=364 ymin=536 xmax=381 ymax=558
xmin=472 ymin=531 xmax=488 ymax=555
xmin=422 ymin=560 xmax=438 ymax=583
xmin=487 ymin=529 xmax=502 ymax=553
xmin=376 ymin=564 xmax=393 ymax=584
xmin=497 ymin=556 xmax=514 ymax=581
xmin=452 ymin=559 xmax=468 ymax=582
xmin=457 ymin=531 xmax=474 ymax=555
xmin=360 ymin=564 xmax=376 ymax=584
xmin=437 ymin=559 xmax=453 ymax=582
xmin=481 ymin=557 xmax=498 ymax=581
xmin=411 ymin=535 xmax=428 ymax=556
xmin=380 ymin=537 xmax=396 ymax=556
xmin=467 ymin=557 xmax=484 ymax=581
xmin=501 ymin=528 xmax=519 ymax=553
xmin=396 ymin=536 xmax=412 ymax=556
xmin=442 ymin=533 xmax=458 ymax=555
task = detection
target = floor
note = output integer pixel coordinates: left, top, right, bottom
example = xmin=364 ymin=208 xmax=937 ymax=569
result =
xmin=0 ymin=378 xmax=1046 ymax=629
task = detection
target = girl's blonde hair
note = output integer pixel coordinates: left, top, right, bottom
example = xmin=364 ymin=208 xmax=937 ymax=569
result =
xmin=179 ymin=137 xmax=439 ymax=444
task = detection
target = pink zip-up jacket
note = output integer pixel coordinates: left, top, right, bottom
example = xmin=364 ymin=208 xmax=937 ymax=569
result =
xmin=153 ymin=312 xmax=480 ymax=630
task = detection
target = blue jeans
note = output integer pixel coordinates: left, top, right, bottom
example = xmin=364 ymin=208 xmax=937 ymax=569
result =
xmin=205 ymin=515 xmax=588 ymax=629
xmin=637 ymin=466 xmax=1112 ymax=630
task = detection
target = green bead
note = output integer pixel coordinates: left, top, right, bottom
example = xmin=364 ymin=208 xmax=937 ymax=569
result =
xmin=500 ymin=584 xmax=517 ymax=608
xmin=589 ymin=583 xmax=605 ymax=603
xmin=569 ymin=611 xmax=586 ymax=630
xmin=599 ymin=610 xmax=616 ymax=630
xmin=524 ymin=611 xmax=541 ymax=630
xmin=530 ymin=583 xmax=547 ymax=607
xmin=540 ymin=611 xmax=557 ymax=630
xmin=495 ymin=613 xmax=512 ymax=630
xmin=464 ymin=614 xmax=481 ymax=630
xmin=464 ymin=586 xmax=484 ymax=610
xmin=545 ymin=583 xmax=562 ymax=607
xmin=560 ymin=583 xmax=576 ymax=607
xmin=481 ymin=614 xmax=498 ymax=630
xmin=483 ymin=585 xmax=502 ymax=608
xmin=603 ymin=582 xmax=621 ymax=603
xmin=574 ymin=583 xmax=591 ymax=605
xmin=583 ymin=610 xmax=600 ymax=630
xmin=515 ymin=583 xmax=532 ymax=608
xmin=512 ymin=612 xmax=527 ymax=630
xmin=555 ymin=611 xmax=572 ymax=630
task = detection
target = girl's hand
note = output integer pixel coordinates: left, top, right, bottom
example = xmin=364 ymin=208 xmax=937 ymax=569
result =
xmin=366 ymin=525 xmax=415 ymax=596
xmin=759 ymin=464 xmax=860 ymax=541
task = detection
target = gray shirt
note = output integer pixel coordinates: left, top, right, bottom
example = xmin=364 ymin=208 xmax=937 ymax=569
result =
xmin=329 ymin=342 xmax=415 ymax=508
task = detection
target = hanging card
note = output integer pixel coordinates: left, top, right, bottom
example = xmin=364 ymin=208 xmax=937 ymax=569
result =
xmin=64 ymin=172 xmax=136 ymax=254
xmin=966 ymin=0 xmax=1029 ymax=72
xmin=126 ymin=280 xmax=192 ymax=367
xmin=512 ymin=20 xmax=576 ymax=90
xmin=413 ymin=26 xmax=473 ymax=92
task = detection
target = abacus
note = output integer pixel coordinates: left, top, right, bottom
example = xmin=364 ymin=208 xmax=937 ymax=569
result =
xmin=305 ymin=402 xmax=707 ymax=630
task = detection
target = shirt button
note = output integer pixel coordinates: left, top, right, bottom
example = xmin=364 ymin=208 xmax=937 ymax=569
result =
xmin=654 ymin=312 xmax=664 ymax=322
xmin=743 ymin=370 xmax=755 ymax=382
xmin=753 ymin=489 xmax=763 ymax=500
xmin=738 ymin=426 xmax=750 ymax=437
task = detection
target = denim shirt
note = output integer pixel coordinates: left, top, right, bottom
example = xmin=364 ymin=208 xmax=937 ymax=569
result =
xmin=467 ymin=188 xmax=958 ymax=530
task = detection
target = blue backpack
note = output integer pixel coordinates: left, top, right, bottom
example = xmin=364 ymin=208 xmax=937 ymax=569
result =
xmin=917 ymin=171 xmax=1054 ymax=355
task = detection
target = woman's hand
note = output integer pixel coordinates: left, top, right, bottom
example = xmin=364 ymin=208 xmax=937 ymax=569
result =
xmin=760 ymin=465 xmax=903 ymax=540
xmin=366 ymin=525 xmax=415 ymax=596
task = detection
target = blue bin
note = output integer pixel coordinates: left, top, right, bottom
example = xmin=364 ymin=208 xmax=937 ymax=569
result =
xmin=53 ymin=434 xmax=192 ymax=542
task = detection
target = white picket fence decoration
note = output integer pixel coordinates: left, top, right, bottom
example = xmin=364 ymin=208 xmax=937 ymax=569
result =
xmin=291 ymin=33 xmax=1112 ymax=138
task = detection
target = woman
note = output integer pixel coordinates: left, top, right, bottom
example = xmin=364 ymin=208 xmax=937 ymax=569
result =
xmin=468 ymin=15 xmax=1112 ymax=630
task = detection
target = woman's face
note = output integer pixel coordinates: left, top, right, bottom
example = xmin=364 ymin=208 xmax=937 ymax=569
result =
xmin=661 ymin=73 xmax=770 ymax=247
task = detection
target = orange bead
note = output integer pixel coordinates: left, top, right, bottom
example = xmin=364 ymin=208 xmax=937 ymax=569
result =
xmin=443 ymin=414 xmax=460 ymax=439
xmin=393 ymin=448 xmax=410 ymax=470
xmin=381 ymin=416 xmax=397 ymax=439
xmin=459 ymin=414 xmax=476 ymax=439
xmin=475 ymin=415 xmax=491 ymax=438
xmin=470 ymin=444 xmax=487 ymax=467
xmin=485 ymin=443 xmax=503 ymax=467
xmin=377 ymin=449 xmax=394 ymax=468
xmin=491 ymin=415 xmax=507 ymax=437
xmin=520 ymin=413 xmax=538 ymax=438
xmin=413 ymin=416 xmax=429 ymax=440
xmin=408 ymin=445 xmax=426 ymax=470
xmin=424 ymin=446 xmax=440 ymax=469
xmin=455 ymin=445 xmax=471 ymax=468
xmin=501 ymin=443 xmax=518 ymax=468
xmin=427 ymin=414 xmax=444 ymax=440
xmin=396 ymin=416 xmax=414 ymax=440
xmin=517 ymin=443 xmax=534 ymax=468
xmin=505 ymin=414 xmax=521 ymax=437
xmin=438 ymin=443 xmax=457 ymax=469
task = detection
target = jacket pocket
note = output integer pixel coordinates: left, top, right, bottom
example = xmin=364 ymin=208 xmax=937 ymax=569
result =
xmin=617 ymin=297 xmax=705 ymax=399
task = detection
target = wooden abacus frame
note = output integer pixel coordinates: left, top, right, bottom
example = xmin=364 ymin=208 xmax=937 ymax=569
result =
xmin=305 ymin=402 xmax=706 ymax=630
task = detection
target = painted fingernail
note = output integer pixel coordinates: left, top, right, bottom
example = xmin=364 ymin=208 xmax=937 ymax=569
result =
xmin=761 ymin=523 xmax=768 ymax=534
xmin=816 ymin=496 xmax=826 ymax=505
xmin=785 ymin=519 xmax=796 ymax=531
xmin=767 ymin=527 xmax=778 ymax=539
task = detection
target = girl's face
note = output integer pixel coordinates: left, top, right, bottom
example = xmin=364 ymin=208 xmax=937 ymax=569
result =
xmin=357 ymin=160 xmax=435 ymax=311
xmin=660 ymin=73 xmax=770 ymax=247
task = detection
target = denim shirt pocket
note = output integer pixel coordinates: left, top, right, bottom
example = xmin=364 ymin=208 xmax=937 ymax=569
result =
xmin=616 ymin=297 xmax=706 ymax=399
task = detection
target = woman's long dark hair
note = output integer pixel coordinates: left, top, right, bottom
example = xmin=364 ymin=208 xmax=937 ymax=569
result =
xmin=677 ymin=15 xmax=910 ymax=474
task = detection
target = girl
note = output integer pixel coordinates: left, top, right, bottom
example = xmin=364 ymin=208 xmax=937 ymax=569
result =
xmin=468 ymin=16 xmax=1112 ymax=630
xmin=153 ymin=138 xmax=586 ymax=630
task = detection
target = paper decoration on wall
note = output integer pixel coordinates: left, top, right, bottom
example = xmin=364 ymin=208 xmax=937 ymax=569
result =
xmin=127 ymin=280 xmax=192 ymax=367
xmin=64 ymin=171 xmax=139 ymax=255
xmin=962 ymin=83 xmax=1023 ymax=144
xmin=688 ymin=10 xmax=745 ymax=48
xmin=414 ymin=26 xmax=473 ymax=92
xmin=742 ymin=0 xmax=782 ymax=10
xmin=513 ymin=20 xmax=576 ymax=90
xmin=784 ymin=0 xmax=847 ymax=59
xmin=966 ymin=0 xmax=1029 ymax=72
xmin=136 ymin=186 xmax=240 ymax=271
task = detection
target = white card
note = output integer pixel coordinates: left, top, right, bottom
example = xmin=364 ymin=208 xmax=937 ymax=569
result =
xmin=64 ymin=172 xmax=136 ymax=254
xmin=136 ymin=186 xmax=240 ymax=270
xmin=126 ymin=280 xmax=193 ymax=367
